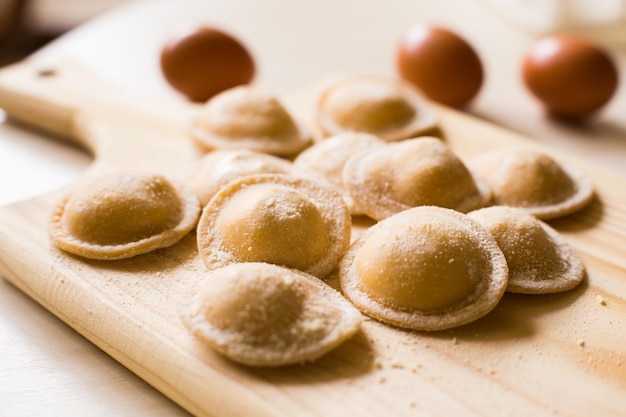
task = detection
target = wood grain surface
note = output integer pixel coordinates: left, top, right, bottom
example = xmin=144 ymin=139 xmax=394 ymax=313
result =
xmin=0 ymin=59 xmax=624 ymax=417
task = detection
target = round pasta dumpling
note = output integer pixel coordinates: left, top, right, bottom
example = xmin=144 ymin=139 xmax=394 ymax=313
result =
xmin=190 ymin=86 xmax=311 ymax=156
xmin=469 ymin=206 xmax=585 ymax=294
xmin=338 ymin=206 xmax=508 ymax=331
xmin=49 ymin=171 xmax=200 ymax=260
xmin=315 ymin=75 xmax=438 ymax=141
xmin=197 ymin=174 xmax=351 ymax=279
xmin=180 ymin=262 xmax=362 ymax=366
xmin=343 ymin=137 xmax=490 ymax=220
xmin=469 ymin=148 xmax=594 ymax=219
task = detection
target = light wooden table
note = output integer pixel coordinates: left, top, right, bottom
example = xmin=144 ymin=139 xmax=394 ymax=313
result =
xmin=1 ymin=0 xmax=624 ymax=415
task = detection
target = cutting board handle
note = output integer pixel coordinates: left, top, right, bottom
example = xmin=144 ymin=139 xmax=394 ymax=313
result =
xmin=0 ymin=61 xmax=80 ymax=142
xmin=0 ymin=59 xmax=202 ymax=179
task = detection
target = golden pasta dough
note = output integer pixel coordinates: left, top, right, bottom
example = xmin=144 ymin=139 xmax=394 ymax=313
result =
xmin=315 ymin=75 xmax=438 ymax=141
xmin=180 ymin=262 xmax=362 ymax=366
xmin=469 ymin=148 xmax=594 ymax=219
xmin=469 ymin=206 xmax=585 ymax=294
xmin=190 ymin=149 xmax=292 ymax=206
xmin=338 ymin=206 xmax=508 ymax=331
xmin=343 ymin=137 xmax=491 ymax=220
xmin=49 ymin=171 xmax=200 ymax=260
xmin=197 ymin=174 xmax=351 ymax=279
xmin=190 ymin=86 xmax=311 ymax=156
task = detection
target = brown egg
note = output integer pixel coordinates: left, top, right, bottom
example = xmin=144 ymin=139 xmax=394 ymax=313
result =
xmin=160 ymin=25 xmax=255 ymax=102
xmin=396 ymin=24 xmax=484 ymax=108
xmin=522 ymin=36 xmax=619 ymax=119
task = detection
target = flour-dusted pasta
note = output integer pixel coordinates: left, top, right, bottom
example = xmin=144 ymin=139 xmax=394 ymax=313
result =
xmin=190 ymin=86 xmax=311 ymax=156
xmin=469 ymin=148 xmax=594 ymax=219
xmin=315 ymin=75 xmax=438 ymax=141
xmin=338 ymin=206 xmax=508 ymax=331
xmin=50 ymin=171 xmax=200 ymax=260
xmin=197 ymin=174 xmax=351 ymax=279
xmin=469 ymin=206 xmax=585 ymax=294
xmin=343 ymin=137 xmax=491 ymax=220
xmin=181 ymin=262 xmax=362 ymax=367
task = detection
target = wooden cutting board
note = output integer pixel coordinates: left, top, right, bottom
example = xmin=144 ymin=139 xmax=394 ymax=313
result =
xmin=0 ymin=59 xmax=625 ymax=417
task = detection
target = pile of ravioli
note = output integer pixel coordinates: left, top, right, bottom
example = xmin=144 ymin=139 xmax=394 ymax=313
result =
xmin=49 ymin=75 xmax=594 ymax=367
